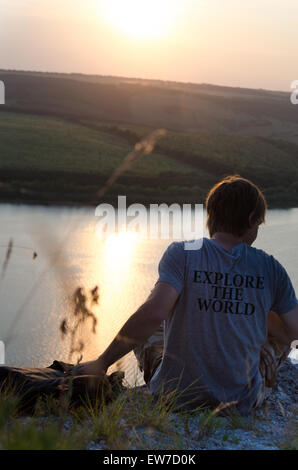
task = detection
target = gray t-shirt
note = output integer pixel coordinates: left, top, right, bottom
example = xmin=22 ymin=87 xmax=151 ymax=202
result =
xmin=149 ymin=238 xmax=298 ymax=415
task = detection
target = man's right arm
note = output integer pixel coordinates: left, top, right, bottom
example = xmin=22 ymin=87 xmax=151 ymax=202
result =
xmin=269 ymin=257 xmax=298 ymax=346
xmin=280 ymin=305 xmax=298 ymax=346
xmin=268 ymin=306 xmax=298 ymax=347
xmin=75 ymin=281 xmax=180 ymax=376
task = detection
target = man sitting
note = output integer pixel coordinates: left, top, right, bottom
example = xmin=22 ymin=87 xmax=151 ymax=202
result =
xmin=77 ymin=175 xmax=298 ymax=415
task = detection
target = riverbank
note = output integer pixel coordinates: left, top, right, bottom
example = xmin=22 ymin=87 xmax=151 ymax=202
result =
xmin=0 ymin=182 xmax=297 ymax=211
xmin=4 ymin=359 xmax=296 ymax=450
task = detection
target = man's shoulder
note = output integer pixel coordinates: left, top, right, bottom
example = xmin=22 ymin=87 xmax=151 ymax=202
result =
xmin=246 ymin=245 xmax=272 ymax=258
xmin=245 ymin=244 xmax=279 ymax=271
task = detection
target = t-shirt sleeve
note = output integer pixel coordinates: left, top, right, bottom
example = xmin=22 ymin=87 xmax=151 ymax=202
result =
xmin=270 ymin=257 xmax=298 ymax=315
xmin=156 ymin=242 xmax=185 ymax=294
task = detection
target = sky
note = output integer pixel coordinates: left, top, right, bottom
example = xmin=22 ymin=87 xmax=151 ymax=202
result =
xmin=0 ymin=0 xmax=298 ymax=91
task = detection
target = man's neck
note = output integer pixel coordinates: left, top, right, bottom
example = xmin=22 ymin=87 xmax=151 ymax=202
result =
xmin=211 ymin=232 xmax=244 ymax=252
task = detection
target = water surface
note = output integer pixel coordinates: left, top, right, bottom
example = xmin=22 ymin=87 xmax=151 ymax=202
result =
xmin=0 ymin=204 xmax=297 ymax=383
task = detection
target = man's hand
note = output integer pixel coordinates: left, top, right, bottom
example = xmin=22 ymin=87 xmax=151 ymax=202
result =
xmin=74 ymin=356 xmax=108 ymax=376
xmin=260 ymin=338 xmax=291 ymax=387
xmin=74 ymin=282 xmax=180 ymax=376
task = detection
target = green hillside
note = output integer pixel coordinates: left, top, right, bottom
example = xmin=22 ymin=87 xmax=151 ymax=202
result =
xmin=0 ymin=111 xmax=297 ymax=207
xmin=0 ymin=71 xmax=297 ymax=207
xmin=1 ymin=70 xmax=298 ymax=144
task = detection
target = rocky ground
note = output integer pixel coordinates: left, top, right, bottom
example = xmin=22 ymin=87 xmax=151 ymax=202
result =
xmin=13 ymin=359 xmax=297 ymax=450
xmin=87 ymin=359 xmax=297 ymax=451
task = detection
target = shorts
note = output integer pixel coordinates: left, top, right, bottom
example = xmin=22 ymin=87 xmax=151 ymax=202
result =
xmin=133 ymin=324 xmax=290 ymax=410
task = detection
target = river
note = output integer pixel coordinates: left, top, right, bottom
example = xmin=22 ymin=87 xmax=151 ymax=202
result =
xmin=0 ymin=203 xmax=297 ymax=384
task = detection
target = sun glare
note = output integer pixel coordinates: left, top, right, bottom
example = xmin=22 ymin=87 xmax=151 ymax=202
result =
xmin=101 ymin=231 xmax=139 ymax=291
xmin=101 ymin=0 xmax=177 ymax=40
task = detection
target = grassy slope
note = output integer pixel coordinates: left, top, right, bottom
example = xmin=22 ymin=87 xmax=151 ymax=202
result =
xmin=1 ymin=70 xmax=297 ymax=142
xmin=0 ymin=112 xmax=204 ymax=204
xmin=0 ymin=111 xmax=297 ymax=207
xmin=0 ymin=71 xmax=297 ymax=206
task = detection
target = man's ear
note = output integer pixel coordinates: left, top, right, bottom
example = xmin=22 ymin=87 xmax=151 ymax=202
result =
xmin=248 ymin=211 xmax=262 ymax=228
xmin=248 ymin=211 xmax=256 ymax=228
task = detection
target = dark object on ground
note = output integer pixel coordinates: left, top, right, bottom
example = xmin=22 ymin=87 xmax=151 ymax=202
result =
xmin=0 ymin=360 xmax=124 ymax=414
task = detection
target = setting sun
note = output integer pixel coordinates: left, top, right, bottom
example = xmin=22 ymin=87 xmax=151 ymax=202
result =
xmin=100 ymin=0 xmax=177 ymax=40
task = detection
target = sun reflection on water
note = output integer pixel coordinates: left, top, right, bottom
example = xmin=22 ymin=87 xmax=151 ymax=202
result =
xmin=102 ymin=231 xmax=140 ymax=290
xmin=87 ymin=230 xmax=142 ymax=358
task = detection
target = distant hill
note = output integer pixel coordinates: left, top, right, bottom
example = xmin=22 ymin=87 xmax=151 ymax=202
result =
xmin=0 ymin=70 xmax=297 ymax=207
xmin=1 ymin=69 xmax=297 ymax=143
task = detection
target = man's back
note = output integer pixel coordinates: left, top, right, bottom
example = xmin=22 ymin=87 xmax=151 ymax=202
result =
xmin=150 ymin=238 xmax=297 ymax=414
